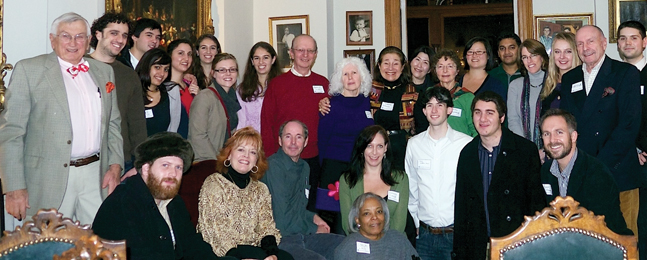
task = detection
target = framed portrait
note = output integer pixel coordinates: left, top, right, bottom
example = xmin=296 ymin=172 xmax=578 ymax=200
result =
xmin=534 ymin=13 xmax=593 ymax=52
xmin=344 ymin=49 xmax=375 ymax=75
xmin=609 ymin=0 xmax=647 ymax=43
xmin=105 ymin=0 xmax=213 ymax=47
xmin=346 ymin=11 xmax=373 ymax=46
xmin=269 ymin=15 xmax=310 ymax=69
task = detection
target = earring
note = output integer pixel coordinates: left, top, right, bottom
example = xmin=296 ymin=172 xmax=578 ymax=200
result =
xmin=251 ymin=165 xmax=259 ymax=173
xmin=383 ymin=153 xmax=386 ymax=159
xmin=224 ymin=159 xmax=231 ymax=167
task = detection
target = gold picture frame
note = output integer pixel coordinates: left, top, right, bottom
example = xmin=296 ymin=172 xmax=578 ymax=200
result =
xmin=269 ymin=15 xmax=310 ymax=69
xmin=343 ymin=49 xmax=375 ymax=76
xmin=0 ymin=0 xmax=12 ymax=113
xmin=534 ymin=13 xmax=593 ymax=51
xmin=346 ymin=11 xmax=373 ymax=46
xmin=608 ymin=0 xmax=647 ymax=43
xmin=105 ymin=0 xmax=214 ymax=45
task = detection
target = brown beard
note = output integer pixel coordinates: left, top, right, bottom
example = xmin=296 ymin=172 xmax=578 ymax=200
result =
xmin=146 ymin=169 xmax=181 ymax=200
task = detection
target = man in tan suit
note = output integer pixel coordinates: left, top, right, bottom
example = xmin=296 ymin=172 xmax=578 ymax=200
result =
xmin=0 ymin=12 xmax=123 ymax=225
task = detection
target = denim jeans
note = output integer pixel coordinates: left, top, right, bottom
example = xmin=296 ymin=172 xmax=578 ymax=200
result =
xmin=278 ymin=233 xmax=345 ymax=260
xmin=416 ymin=224 xmax=454 ymax=260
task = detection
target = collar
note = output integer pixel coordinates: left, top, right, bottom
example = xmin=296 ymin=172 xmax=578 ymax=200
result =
xmin=425 ymin=124 xmax=457 ymax=142
xmin=157 ymin=198 xmax=172 ymax=209
xmin=57 ymin=57 xmax=89 ymax=69
xmin=551 ymin=148 xmax=578 ymax=174
xmin=290 ymin=67 xmax=312 ymax=77
xmin=275 ymin=148 xmax=304 ymax=170
xmin=633 ymin=55 xmax=647 ymax=71
xmin=583 ymin=55 xmax=605 ymax=73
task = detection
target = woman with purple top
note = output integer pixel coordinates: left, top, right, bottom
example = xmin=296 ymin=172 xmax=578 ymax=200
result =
xmin=317 ymin=57 xmax=374 ymax=233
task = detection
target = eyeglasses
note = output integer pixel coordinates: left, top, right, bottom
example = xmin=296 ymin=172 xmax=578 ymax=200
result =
xmin=521 ymin=53 xmax=539 ymax=60
xmin=292 ymin=48 xmax=317 ymax=55
xmin=466 ymin=50 xmax=486 ymax=56
xmin=214 ymin=68 xmax=238 ymax=74
xmin=436 ymin=64 xmax=457 ymax=70
xmin=55 ymin=33 xmax=88 ymax=44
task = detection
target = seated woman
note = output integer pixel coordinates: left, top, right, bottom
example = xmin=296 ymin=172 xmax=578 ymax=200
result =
xmin=334 ymin=193 xmax=419 ymax=259
xmin=339 ymin=125 xmax=409 ymax=236
xmin=197 ymin=127 xmax=293 ymax=260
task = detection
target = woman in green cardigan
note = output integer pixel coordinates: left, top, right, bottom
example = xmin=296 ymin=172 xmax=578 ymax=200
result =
xmin=339 ymin=125 xmax=409 ymax=237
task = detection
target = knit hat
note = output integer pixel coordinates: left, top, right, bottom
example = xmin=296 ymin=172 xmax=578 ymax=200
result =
xmin=134 ymin=132 xmax=194 ymax=173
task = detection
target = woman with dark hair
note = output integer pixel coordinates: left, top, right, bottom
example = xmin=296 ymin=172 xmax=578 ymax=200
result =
xmin=167 ymin=39 xmax=199 ymax=114
xmin=460 ymin=37 xmax=507 ymax=100
xmin=410 ymin=45 xmax=436 ymax=93
xmin=338 ymin=125 xmax=409 ymax=239
xmin=198 ymin=127 xmax=293 ymax=259
xmin=236 ymin=42 xmax=281 ymax=133
xmin=192 ymin=34 xmax=222 ymax=90
xmin=136 ymin=49 xmax=174 ymax=137
xmin=507 ymin=39 xmax=549 ymax=147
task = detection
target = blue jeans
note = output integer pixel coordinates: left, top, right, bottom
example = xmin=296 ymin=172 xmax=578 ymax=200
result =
xmin=278 ymin=233 xmax=345 ymax=260
xmin=417 ymin=224 xmax=454 ymax=260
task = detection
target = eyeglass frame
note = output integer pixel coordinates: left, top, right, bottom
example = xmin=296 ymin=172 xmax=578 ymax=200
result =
xmin=53 ymin=32 xmax=88 ymax=44
xmin=291 ymin=48 xmax=317 ymax=55
xmin=214 ymin=68 xmax=239 ymax=74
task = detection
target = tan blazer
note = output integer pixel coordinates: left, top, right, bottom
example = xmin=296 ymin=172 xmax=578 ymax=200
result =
xmin=188 ymin=86 xmax=227 ymax=162
xmin=0 ymin=52 xmax=123 ymax=216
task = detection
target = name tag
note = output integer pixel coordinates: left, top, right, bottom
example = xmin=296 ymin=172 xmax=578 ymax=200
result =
xmin=313 ymin=85 xmax=325 ymax=93
xmin=543 ymin=184 xmax=553 ymax=196
xmin=450 ymin=107 xmax=462 ymax=117
xmin=380 ymin=102 xmax=394 ymax=111
xmin=356 ymin=242 xmax=370 ymax=254
xmin=365 ymin=111 xmax=373 ymax=119
xmin=387 ymin=190 xmax=400 ymax=203
xmin=417 ymin=159 xmax=431 ymax=169
xmin=571 ymin=81 xmax=583 ymax=93
xmin=145 ymin=109 xmax=154 ymax=118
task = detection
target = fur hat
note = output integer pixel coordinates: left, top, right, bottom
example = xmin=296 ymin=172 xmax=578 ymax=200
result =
xmin=134 ymin=132 xmax=194 ymax=173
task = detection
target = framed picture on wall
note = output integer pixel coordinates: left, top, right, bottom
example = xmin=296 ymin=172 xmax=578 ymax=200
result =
xmin=609 ymin=0 xmax=647 ymax=43
xmin=534 ymin=13 xmax=593 ymax=52
xmin=269 ymin=15 xmax=310 ymax=69
xmin=346 ymin=11 xmax=373 ymax=46
xmin=344 ymin=49 xmax=375 ymax=75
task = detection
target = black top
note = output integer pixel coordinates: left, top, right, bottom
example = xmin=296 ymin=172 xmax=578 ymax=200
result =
xmin=374 ymin=78 xmax=406 ymax=131
xmin=146 ymin=90 xmax=171 ymax=137
xmin=223 ymin=166 xmax=251 ymax=189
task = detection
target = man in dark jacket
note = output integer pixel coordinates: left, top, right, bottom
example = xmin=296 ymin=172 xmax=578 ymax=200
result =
xmin=453 ymin=91 xmax=546 ymax=260
xmin=539 ymin=108 xmax=631 ymax=235
xmin=92 ymin=132 xmax=234 ymax=260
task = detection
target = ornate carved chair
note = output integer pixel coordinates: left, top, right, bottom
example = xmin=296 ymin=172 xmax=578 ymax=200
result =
xmin=490 ymin=196 xmax=637 ymax=260
xmin=0 ymin=208 xmax=126 ymax=260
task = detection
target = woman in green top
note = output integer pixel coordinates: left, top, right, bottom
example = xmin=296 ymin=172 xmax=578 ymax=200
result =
xmin=339 ymin=125 xmax=409 ymax=237
xmin=431 ymin=49 xmax=477 ymax=137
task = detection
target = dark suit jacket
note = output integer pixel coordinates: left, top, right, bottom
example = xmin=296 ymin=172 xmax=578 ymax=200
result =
xmin=560 ymin=56 xmax=643 ymax=191
xmin=116 ymin=46 xmax=135 ymax=69
xmin=636 ymin=66 xmax=647 ymax=152
xmin=453 ymin=128 xmax=547 ymax=260
xmin=542 ymin=149 xmax=632 ymax=235
xmin=92 ymin=174 xmax=227 ymax=260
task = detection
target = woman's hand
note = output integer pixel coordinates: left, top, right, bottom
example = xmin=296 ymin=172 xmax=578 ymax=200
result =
xmin=264 ymin=255 xmax=278 ymax=260
xmin=183 ymin=73 xmax=200 ymax=95
xmin=313 ymin=214 xmax=331 ymax=233
xmin=318 ymin=97 xmax=331 ymax=115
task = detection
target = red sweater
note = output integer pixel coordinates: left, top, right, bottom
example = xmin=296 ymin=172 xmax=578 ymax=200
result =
xmin=261 ymin=71 xmax=329 ymax=158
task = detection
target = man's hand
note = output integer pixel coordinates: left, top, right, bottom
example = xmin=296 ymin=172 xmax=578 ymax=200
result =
xmin=121 ymin=167 xmax=137 ymax=182
xmin=264 ymin=256 xmax=278 ymax=260
xmin=6 ymin=189 xmax=29 ymax=220
xmin=102 ymin=164 xmax=122 ymax=194
xmin=318 ymin=97 xmax=331 ymax=115
xmin=313 ymin=214 xmax=330 ymax=233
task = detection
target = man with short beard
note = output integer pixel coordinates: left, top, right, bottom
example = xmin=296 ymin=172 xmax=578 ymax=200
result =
xmin=92 ymin=132 xmax=234 ymax=260
xmin=539 ymin=108 xmax=631 ymax=235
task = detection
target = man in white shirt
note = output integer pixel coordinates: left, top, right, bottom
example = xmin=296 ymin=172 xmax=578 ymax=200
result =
xmin=405 ymin=86 xmax=472 ymax=260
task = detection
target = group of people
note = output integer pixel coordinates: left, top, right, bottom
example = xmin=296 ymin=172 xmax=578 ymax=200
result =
xmin=1 ymin=9 xmax=647 ymax=260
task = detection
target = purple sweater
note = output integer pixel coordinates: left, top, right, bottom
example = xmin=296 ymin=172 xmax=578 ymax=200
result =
xmin=318 ymin=95 xmax=374 ymax=163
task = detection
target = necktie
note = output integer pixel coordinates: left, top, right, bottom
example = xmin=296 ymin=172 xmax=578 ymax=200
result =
xmin=67 ymin=63 xmax=89 ymax=79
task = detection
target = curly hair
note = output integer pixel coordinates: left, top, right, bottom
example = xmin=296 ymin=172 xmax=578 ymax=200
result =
xmin=90 ymin=13 xmax=130 ymax=48
xmin=215 ymin=127 xmax=268 ymax=180
xmin=328 ymin=57 xmax=372 ymax=97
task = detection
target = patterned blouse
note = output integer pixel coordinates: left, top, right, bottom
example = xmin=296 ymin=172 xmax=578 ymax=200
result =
xmin=197 ymin=173 xmax=281 ymax=256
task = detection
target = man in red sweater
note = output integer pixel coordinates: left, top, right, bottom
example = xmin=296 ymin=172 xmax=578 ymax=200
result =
xmin=261 ymin=35 xmax=329 ymax=210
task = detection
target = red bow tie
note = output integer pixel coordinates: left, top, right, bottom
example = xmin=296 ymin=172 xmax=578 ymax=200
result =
xmin=67 ymin=63 xmax=89 ymax=79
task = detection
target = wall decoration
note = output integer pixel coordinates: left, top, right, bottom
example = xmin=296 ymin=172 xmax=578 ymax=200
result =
xmin=269 ymin=15 xmax=310 ymax=69
xmin=534 ymin=13 xmax=593 ymax=52
xmin=609 ymin=0 xmax=647 ymax=43
xmin=344 ymin=49 xmax=375 ymax=76
xmin=346 ymin=11 xmax=373 ymax=46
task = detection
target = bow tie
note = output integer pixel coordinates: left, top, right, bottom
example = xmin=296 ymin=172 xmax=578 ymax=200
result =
xmin=67 ymin=63 xmax=89 ymax=79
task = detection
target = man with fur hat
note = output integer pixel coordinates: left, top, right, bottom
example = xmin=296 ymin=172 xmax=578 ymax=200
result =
xmin=92 ymin=132 xmax=234 ymax=260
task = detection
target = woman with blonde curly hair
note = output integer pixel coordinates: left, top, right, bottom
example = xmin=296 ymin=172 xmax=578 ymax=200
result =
xmin=198 ymin=127 xmax=293 ymax=260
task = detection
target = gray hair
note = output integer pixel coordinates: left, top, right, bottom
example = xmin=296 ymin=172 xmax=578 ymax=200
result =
xmin=278 ymin=119 xmax=309 ymax=139
xmin=50 ymin=12 xmax=91 ymax=36
xmin=348 ymin=192 xmax=390 ymax=233
xmin=328 ymin=57 xmax=372 ymax=97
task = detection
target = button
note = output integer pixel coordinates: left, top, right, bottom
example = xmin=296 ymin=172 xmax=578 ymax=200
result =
xmin=159 ymin=236 xmax=166 ymax=240
xmin=506 ymin=216 xmax=511 ymax=221
xmin=595 ymin=132 xmax=599 ymax=136
xmin=63 ymin=163 xmax=68 ymax=167
xmin=67 ymin=140 xmax=71 ymax=144
xmin=504 ymin=189 xmax=509 ymax=195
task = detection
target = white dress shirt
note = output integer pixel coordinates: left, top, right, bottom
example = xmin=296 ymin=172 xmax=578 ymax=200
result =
xmin=58 ymin=57 xmax=102 ymax=159
xmin=405 ymin=125 xmax=472 ymax=227
xmin=130 ymin=50 xmax=140 ymax=69
xmin=583 ymin=55 xmax=605 ymax=95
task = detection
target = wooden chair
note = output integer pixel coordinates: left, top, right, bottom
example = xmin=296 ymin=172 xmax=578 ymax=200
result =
xmin=0 ymin=208 xmax=126 ymax=260
xmin=490 ymin=196 xmax=637 ymax=260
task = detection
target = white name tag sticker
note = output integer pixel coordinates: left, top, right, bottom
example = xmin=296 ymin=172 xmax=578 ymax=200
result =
xmin=356 ymin=242 xmax=370 ymax=254
xmin=313 ymin=85 xmax=325 ymax=93
xmin=450 ymin=108 xmax=462 ymax=117
xmin=641 ymin=85 xmax=644 ymax=95
xmin=380 ymin=102 xmax=394 ymax=111
xmin=145 ymin=109 xmax=154 ymax=118
xmin=543 ymin=184 xmax=553 ymax=196
xmin=387 ymin=190 xmax=400 ymax=203
xmin=305 ymin=188 xmax=309 ymax=199
xmin=571 ymin=81 xmax=583 ymax=93
xmin=365 ymin=111 xmax=373 ymax=119
xmin=417 ymin=159 xmax=431 ymax=169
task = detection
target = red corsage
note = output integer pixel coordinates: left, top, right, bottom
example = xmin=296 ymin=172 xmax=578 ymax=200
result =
xmin=327 ymin=181 xmax=340 ymax=201
xmin=106 ymin=82 xmax=115 ymax=94
xmin=602 ymin=87 xmax=615 ymax=97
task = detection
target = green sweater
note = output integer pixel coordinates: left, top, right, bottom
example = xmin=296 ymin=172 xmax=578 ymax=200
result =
xmin=448 ymin=89 xmax=477 ymax=137
xmin=339 ymin=170 xmax=409 ymax=235
xmin=488 ymin=65 xmax=522 ymax=89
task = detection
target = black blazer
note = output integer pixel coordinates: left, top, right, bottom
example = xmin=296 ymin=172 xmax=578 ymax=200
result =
xmin=116 ymin=46 xmax=135 ymax=69
xmin=636 ymin=66 xmax=647 ymax=152
xmin=542 ymin=149 xmax=632 ymax=235
xmin=560 ymin=56 xmax=643 ymax=191
xmin=452 ymin=128 xmax=547 ymax=260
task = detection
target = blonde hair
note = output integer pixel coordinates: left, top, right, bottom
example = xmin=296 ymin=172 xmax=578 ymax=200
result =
xmin=542 ymin=33 xmax=582 ymax=100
